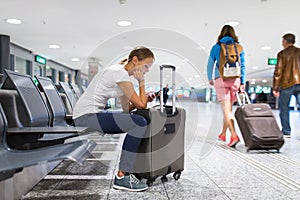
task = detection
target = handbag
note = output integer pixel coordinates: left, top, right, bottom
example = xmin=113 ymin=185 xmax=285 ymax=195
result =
xmin=223 ymin=62 xmax=241 ymax=78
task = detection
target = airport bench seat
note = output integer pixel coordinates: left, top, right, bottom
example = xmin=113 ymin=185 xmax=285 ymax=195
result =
xmin=35 ymin=76 xmax=74 ymax=125
xmin=59 ymin=81 xmax=78 ymax=110
xmin=0 ymin=104 xmax=96 ymax=181
xmin=0 ymin=70 xmax=89 ymax=148
xmin=71 ymin=83 xmax=83 ymax=99
xmin=0 ymin=89 xmax=88 ymax=147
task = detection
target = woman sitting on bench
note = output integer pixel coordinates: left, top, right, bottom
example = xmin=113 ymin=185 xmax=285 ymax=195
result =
xmin=73 ymin=46 xmax=155 ymax=192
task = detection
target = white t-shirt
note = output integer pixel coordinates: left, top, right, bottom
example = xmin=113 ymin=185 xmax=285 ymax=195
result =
xmin=73 ymin=64 xmax=133 ymax=119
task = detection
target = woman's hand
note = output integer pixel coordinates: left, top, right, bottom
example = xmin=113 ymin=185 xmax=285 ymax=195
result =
xmin=146 ymin=91 xmax=156 ymax=102
xmin=209 ymin=80 xmax=214 ymax=86
xmin=133 ymin=69 xmax=144 ymax=82
xmin=240 ymin=84 xmax=245 ymax=93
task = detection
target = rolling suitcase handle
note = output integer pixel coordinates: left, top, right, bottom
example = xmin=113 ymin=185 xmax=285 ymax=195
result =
xmin=160 ymin=65 xmax=176 ymax=114
xmin=236 ymin=92 xmax=251 ymax=106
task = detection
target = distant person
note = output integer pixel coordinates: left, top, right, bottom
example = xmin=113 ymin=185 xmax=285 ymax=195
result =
xmin=206 ymin=25 xmax=246 ymax=147
xmin=163 ymin=84 xmax=169 ymax=105
xmin=73 ymin=46 xmax=156 ymax=191
xmin=258 ymin=91 xmax=268 ymax=103
xmin=273 ymin=33 xmax=300 ymax=137
xmin=250 ymin=92 xmax=257 ymax=103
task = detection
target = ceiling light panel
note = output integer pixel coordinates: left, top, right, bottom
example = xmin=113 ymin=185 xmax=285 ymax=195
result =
xmin=49 ymin=44 xmax=60 ymax=49
xmin=5 ymin=18 xmax=22 ymax=25
xmin=261 ymin=46 xmax=272 ymax=50
xmin=71 ymin=58 xmax=80 ymax=62
xmin=117 ymin=20 xmax=132 ymax=27
xmin=225 ymin=21 xmax=239 ymax=27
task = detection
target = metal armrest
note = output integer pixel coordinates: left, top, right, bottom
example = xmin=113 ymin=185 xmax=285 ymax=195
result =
xmin=6 ymin=126 xmax=88 ymax=135
xmin=0 ymin=139 xmax=96 ymax=173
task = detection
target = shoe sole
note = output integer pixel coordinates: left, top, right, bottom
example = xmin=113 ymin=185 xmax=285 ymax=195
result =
xmin=228 ymin=140 xmax=240 ymax=148
xmin=113 ymin=184 xmax=148 ymax=192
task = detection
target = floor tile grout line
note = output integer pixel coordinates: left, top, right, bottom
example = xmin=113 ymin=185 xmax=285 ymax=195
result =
xmin=45 ymin=161 xmax=79 ymax=199
xmin=217 ymin=143 xmax=300 ymax=192
xmin=186 ymin=153 xmax=232 ymax=200
xmin=217 ymin=145 xmax=298 ymax=199
xmin=162 ymin=181 xmax=170 ymax=200
xmin=266 ymin=153 xmax=300 ymax=169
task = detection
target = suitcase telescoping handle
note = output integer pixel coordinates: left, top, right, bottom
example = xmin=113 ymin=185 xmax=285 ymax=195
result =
xmin=236 ymin=92 xmax=251 ymax=106
xmin=160 ymin=65 xmax=176 ymax=114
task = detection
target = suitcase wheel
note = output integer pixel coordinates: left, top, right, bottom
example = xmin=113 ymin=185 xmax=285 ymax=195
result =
xmin=161 ymin=175 xmax=168 ymax=183
xmin=146 ymin=177 xmax=156 ymax=187
xmin=173 ymin=171 xmax=181 ymax=180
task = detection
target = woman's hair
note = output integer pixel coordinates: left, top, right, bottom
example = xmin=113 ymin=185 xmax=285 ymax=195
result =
xmin=120 ymin=46 xmax=154 ymax=64
xmin=217 ymin=25 xmax=239 ymax=43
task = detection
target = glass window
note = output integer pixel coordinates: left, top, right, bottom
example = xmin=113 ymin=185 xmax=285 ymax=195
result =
xmin=33 ymin=64 xmax=42 ymax=76
xmin=15 ymin=57 xmax=27 ymax=74
xmin=59 ymin=71 xmax=65 ymax=82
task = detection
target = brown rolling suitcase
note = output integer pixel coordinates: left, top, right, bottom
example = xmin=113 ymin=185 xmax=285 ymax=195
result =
xmin=234 ymin=93 xmax=284 ymax=152
xmin=134 ymin=65 xmax=186 ymax=186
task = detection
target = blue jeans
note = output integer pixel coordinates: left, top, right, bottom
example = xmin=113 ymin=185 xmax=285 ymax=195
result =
xmin=74 ymin=111 xmax=148 ymax=173
xmin=279 ymin=84 xmax=300 ymax=135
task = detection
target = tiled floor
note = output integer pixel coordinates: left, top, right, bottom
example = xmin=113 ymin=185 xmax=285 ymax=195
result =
xmin=22 ymin=102 xmax=300 ymax=200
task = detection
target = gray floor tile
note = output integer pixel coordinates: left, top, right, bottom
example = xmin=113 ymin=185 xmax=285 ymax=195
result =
xmin=108 ymin=181 xmax=167 ymax=200
xmin=22 ymin=102 xmax=300 ymax=200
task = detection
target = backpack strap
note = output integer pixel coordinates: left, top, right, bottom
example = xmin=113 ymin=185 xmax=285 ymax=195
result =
xmin=233 ymin=43 xmax=239 ymax=62
xmin=225 ymin=44 xmax=229 ymax=64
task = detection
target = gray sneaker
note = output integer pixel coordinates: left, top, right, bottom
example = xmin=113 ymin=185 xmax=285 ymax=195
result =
xmin=113 ymin=174 xmax=148 ymax=192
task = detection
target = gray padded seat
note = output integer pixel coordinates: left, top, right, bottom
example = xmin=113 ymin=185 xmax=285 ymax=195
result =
xmin=35 ymin=76 xmax=69 ymax=126
xmin=0 ymin=90 xmax=24 ymax=128
xmin=2 ymin=70 xmax=50 ymax=127
xmin=59 ymin=81 xmax=78 ymax=109
xmin=60 ymin=93 xmax=73 ymax=115
xmin=0 ymin=70 xmax=87 ymax=148
xmin=71 ymin=83 xmax=82 ymax=99
xmin=0 ymin=104 xmax=96 ymax=181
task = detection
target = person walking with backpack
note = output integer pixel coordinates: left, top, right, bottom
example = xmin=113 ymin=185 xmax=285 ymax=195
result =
xmin=206 ymin=25 xmax=246 ymax=147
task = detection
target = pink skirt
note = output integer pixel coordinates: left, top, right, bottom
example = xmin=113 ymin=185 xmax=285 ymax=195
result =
xmin=214 ymin=78 xmax=241 ymax=103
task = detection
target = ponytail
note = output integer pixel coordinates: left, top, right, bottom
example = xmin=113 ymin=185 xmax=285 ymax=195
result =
xmin=120 ymin=46 xmax=154 ymax=65
xmin=120 ymin=58 xmax=128 ymax=65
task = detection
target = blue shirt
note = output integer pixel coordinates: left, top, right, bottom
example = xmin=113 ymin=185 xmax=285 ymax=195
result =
xmin=206 ymin=36 xmax=246 ymax=84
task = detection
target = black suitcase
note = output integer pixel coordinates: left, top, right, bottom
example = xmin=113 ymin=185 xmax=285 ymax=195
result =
xmin=234 ymin=93 xmax=284 ymax=152
xmin=134 ymin=65 xmax=186 ymax=186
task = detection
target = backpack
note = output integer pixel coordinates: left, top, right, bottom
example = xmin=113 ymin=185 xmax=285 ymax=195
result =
xmin=218 ymin=41 xmax=243 ymax=79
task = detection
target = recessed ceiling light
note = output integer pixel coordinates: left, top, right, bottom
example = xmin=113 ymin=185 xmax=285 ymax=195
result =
xmin=49 ymin=44 xmax=60 ymax=49
xmin=119 ymin=0 xmax=127 ymax=4
xmin=262 ymin=79 xmax=267 ymax=83
xmin=225 ymin=21 xmax=239 ymax=27
xmin=261 ymin=46 xmax=272 ymax=50
xmin=251 ymin=81 xmax=256 ymax=85
xmin=117 ymin=20 xmax=132 ymax=27
xmin=71 ymin=58 xmax=80 ymax=62
xmin=5 ymin=18 xmax=22 ymax=25
xmin=252 ymin=79 xmax=256 ymax=81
